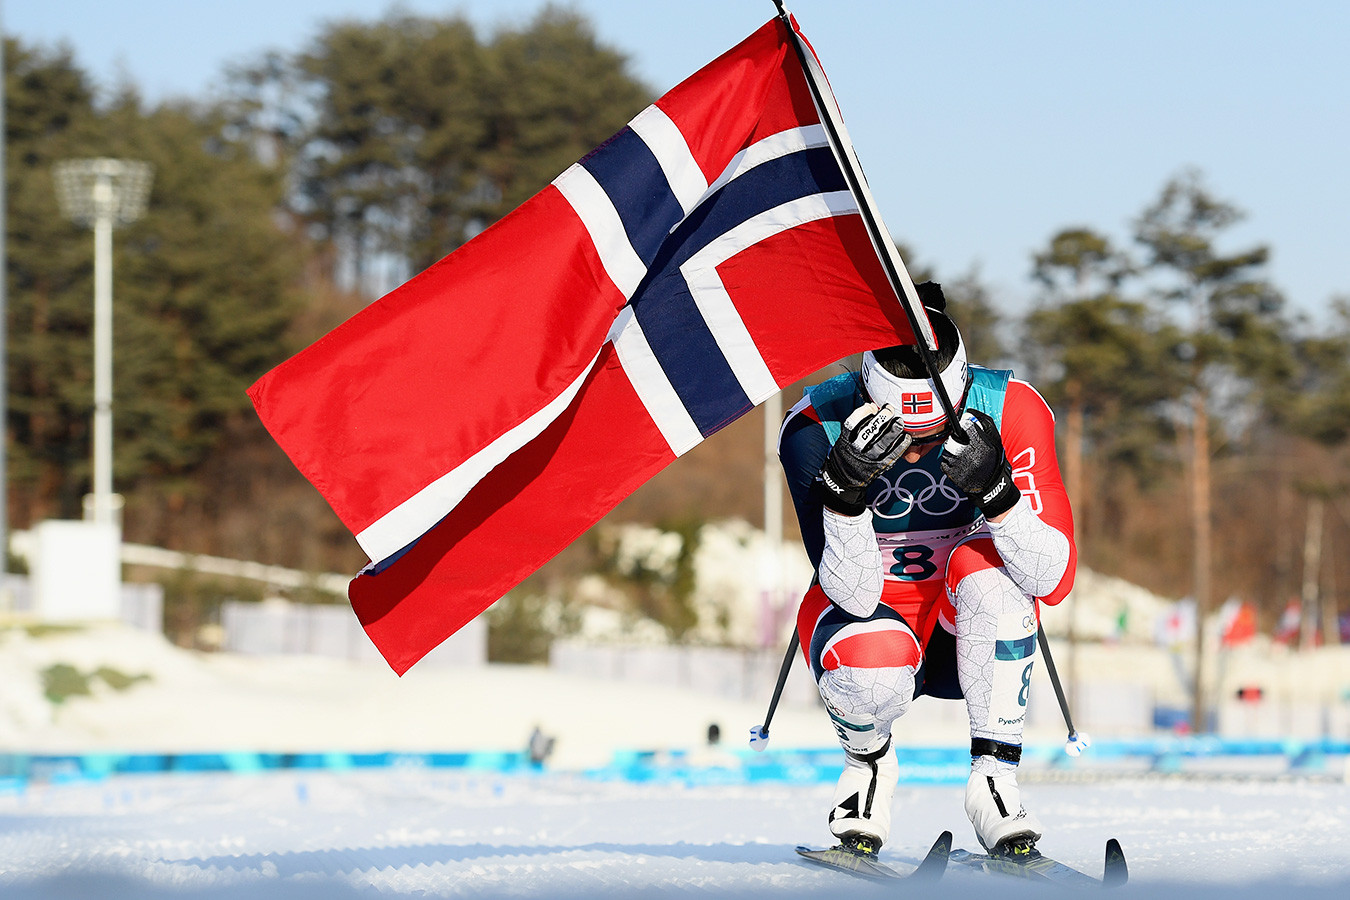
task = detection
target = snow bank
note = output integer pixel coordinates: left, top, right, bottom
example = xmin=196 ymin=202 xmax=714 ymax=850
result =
xmin=0 ymin=622 xmax=840 ymax=767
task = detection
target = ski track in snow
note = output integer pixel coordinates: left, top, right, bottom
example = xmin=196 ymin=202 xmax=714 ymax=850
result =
xmin=2 ymin=769 xmax=1349 ymax=898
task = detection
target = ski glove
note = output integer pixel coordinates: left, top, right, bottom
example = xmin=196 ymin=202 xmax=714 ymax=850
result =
xmin=812 ymin=403 xmax=912 ymax=516
xmin=940 ymin=409 xmax=1021 ymax=519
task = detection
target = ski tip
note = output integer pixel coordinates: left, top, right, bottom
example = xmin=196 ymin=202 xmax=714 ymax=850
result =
xmin=912 ymin=830 xmax=953 ymax=880
xmin=1103 ymin=838 xmax=1128 ymax=888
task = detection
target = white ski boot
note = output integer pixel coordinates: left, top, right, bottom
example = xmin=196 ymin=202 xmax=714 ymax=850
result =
xmin=828 ymin=739 xmax=899 ymax=850
xmin=964 ymin=764 xmax=1043 ymax=853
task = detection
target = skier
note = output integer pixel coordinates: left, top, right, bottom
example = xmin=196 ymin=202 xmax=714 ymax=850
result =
xmin=778 ymin=282 xmax=1075 ymax=859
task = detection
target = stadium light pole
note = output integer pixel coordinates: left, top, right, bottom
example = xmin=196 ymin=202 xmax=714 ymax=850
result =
xmin=52 ymin=158 xmax=153 ymax=527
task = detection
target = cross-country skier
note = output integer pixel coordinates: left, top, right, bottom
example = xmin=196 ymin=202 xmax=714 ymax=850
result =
xmin=778 ymin=281 xmax=1075 ymax=860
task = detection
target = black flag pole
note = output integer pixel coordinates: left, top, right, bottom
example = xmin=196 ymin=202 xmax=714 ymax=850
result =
xmin=751 ymin=3 xmax=966 ymax=751
xmin=770 ymin=1 xmax=960 ymax=426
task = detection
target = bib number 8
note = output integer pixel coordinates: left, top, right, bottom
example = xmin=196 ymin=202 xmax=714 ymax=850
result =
xmin=890 ymin=544 xmax=937 ymax=581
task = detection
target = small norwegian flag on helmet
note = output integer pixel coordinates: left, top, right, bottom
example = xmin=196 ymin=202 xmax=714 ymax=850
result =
xmin=901 ymin=392 xmax=933 ymax=415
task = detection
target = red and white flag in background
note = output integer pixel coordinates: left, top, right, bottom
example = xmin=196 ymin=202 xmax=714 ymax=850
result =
xmin=249 ymin=15 xmax=924 ymax=674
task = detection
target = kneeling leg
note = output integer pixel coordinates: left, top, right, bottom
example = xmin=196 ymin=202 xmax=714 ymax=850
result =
xmin=801 ymin=598 xmax=923 ymax=847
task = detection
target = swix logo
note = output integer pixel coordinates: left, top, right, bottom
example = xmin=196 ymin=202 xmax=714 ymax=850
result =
xmin=981 ymin=474 xmax=1008 ymax=504
xmin=901 ymin=392 xmax=933 ymax=415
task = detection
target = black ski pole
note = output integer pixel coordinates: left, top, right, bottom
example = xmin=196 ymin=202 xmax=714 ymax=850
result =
xmin=1036 ymin=624 xmax=1090 ymax=756
xmin=750 ymin=627 xmax=799 ymax=750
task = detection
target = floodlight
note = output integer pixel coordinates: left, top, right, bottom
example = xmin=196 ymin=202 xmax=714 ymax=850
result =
xmin=52 ymin=157 xmax=154 ymax=527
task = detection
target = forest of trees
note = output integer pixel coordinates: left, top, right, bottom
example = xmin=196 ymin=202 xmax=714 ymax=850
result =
xmin=4 ymin=7 xmax=1349 ymax=649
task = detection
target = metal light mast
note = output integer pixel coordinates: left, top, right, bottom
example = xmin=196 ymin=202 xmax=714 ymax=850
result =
xmin=52 ymin=158 xmax=153 ymax=528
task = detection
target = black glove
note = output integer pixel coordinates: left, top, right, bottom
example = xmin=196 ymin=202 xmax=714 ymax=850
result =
xmin=939 ymin=410 xmax=1020 ymax=518
xmin=812 ymin=403 xmax=912 ymax=516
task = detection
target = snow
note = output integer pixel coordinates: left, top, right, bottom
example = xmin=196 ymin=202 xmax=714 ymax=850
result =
xmin=0 ymin=624 xmax=839 ymax=764
xmin=3 ymin=770 xmax=1350 ymax=898
xmin=4 ymin=622 xmax=1350 ymax=897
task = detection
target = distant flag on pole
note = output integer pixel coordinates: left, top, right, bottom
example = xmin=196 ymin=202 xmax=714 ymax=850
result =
xmin=248 ymin=12 xmax=930 ymax=674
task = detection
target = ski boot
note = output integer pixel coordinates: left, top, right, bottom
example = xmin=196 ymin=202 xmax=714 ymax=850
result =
xmin=965 ymin=765 xmax=1043 ymax=855
xmin=828 ymin=738 xmax=899 ymax=850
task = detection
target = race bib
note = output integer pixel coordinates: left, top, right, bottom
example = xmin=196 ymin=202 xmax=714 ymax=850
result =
xmin=877 ymin=522 xmax=984 ymax=583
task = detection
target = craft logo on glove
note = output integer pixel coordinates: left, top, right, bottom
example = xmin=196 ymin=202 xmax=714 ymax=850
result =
xmin=853 ymin=405 xmax=892 ymax=448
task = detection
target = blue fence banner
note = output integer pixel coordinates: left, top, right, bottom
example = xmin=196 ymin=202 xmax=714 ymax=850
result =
xmin=2 ymin=737 xmax=1347 ymax=789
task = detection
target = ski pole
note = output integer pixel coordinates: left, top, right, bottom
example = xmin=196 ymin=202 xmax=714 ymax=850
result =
xmin=1036 ymin=624 xmax=1090 ymax=756
xmin=749 ymin=627 xmax=799 ymax=751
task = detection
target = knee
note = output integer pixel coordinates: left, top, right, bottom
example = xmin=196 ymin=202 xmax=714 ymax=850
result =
xmin=812 ymin=619 xmax=923 ymax=731
xmin=820 ymin=664 xmax=916 ymax=726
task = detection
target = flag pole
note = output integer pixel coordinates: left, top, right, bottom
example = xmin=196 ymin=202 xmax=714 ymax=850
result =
xmin=770 ymin=2 xmax=959 ymax=427
xmin=772 ymin=4 xmax=1089 ymax=758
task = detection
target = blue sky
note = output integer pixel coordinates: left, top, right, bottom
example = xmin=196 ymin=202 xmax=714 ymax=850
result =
xmin=7 ymin=0 xmax=1348 ymax=325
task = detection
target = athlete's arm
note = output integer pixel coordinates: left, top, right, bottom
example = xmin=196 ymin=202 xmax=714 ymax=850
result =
xmin=778 ymin=396 xmax=884 ymax=618
xmin=986 ymin=380 xmax=1077 ymax=605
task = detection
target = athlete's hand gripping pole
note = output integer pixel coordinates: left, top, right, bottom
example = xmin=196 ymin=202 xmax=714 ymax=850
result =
xmin=939 ymin=409 xmax=1020 ymax=519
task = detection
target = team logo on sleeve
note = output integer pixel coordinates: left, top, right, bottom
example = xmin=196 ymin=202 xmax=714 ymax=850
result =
xmin=901 ymin=392 xmax=933 ymax=416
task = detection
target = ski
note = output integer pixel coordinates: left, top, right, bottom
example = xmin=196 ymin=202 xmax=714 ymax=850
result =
xmin=949 ymin=838 xmax=1128 ymax=888
xmin=796 ymin=830 xmax=951 ymax=882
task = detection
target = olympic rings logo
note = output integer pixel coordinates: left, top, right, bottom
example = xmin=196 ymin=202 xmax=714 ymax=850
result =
xmin=870 ymin=469 xmax=965 ymax=519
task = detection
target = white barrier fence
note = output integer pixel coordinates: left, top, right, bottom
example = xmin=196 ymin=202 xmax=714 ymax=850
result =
xmin=550 ymin=639 xmax=823 ymax=709
xmin=549 ymin=639 xmax=1350 ymax=740
xmin=3 ymin=572 xmax=163 ymax=633
xmin=221 ymin=599 xmax=487 ymax=667
xmin=6 ymin=527 xmax=485 ymax=666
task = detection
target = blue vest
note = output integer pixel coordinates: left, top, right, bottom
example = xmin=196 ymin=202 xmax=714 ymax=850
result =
xmin=804 ymin=366 xmax=1012 ymax=534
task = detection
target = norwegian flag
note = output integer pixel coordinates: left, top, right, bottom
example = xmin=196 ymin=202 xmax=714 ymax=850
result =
xmin=249 ymin=15 xmax=924 ymax=674
xmin=901 ymin=392 xmax=934 ymax=416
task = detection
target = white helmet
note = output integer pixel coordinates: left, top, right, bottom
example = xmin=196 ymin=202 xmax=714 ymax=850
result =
xmin=860 ymin=307 xmax=968 ymax=433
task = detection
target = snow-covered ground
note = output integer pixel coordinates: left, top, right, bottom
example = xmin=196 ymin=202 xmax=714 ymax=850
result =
xmin=3 ymin=768 xmax=1350 ymax=898
xmin=4 ymin=622 xmax=1350 ymax=897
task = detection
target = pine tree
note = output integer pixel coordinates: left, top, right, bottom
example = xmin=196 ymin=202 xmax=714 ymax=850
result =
xmin=1024 ymin=227 xmax=1181 ymax=547
xmin=4 ymin=38 xmax=303 ymax=527
xmin=1133 ymin=169 xmax=1290 ymax=729
xmin=248 ymin=6 xmax=653 ymax=295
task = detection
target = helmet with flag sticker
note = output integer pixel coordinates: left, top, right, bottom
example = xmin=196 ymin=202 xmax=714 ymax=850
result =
xmin=860 ymin=282 xmax=968 ymax=433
